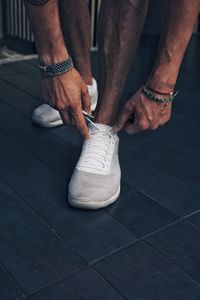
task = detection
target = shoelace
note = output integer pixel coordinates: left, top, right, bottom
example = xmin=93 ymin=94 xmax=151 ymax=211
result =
xmin=77 ymin=125 xmax=115 ymax=172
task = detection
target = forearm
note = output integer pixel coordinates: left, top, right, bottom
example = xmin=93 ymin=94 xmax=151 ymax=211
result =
xmin=147 ymin=0 xmax=200 ymax=91
xmin=24 ymin=0 xmax=68 ymax=65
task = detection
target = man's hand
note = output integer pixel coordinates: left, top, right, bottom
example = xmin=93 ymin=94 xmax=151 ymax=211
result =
xmin=114 ymin=88 xmax=172 ymax=134
xmin=42 ymin=68 xmax=91 ymax=139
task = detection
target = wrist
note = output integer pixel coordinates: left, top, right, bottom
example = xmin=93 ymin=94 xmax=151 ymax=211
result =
xmin=147 ymin=65 xmax=179 ymax=93
xmin=39 ymin=49 xmax=69 ymax=66
xmin=142 ymin=85 xmax=179 ymax=104
xmin=146 ymin=74 xmax=176 ymax=94
xmin=37 ymin=35 xmax=69 ymax=65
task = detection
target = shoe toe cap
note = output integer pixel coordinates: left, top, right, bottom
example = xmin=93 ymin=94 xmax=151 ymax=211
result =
xmin=32 ymin=104 xmax=61 ymax=125
xmin=68 ymin=170 xmax=120 ymax=208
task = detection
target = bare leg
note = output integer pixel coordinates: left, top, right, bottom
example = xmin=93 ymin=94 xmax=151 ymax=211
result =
xmin=95 ymin=0 xmax=149 ymax=125
xmin=59 ymin=0 xmax=93 ymax=85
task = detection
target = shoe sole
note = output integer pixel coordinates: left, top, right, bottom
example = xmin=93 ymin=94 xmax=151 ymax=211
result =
xmin=32 ymin=118 xmax=63 ymax=128
xmin=68 ymin=186 xmax=120 ymax=210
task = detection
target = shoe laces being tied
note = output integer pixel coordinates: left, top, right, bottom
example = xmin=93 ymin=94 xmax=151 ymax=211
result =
xmin=77 ymin=123 xmax=116 ymax=175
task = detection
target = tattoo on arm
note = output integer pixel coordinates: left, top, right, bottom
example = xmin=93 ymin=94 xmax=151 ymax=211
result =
xmin=26 ymin=0 xmax=50 ymax=5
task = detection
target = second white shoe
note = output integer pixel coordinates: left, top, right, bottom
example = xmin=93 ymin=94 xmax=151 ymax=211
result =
xmin=68 ymin=123 xmax=121 ymax=209
xmin=32 ymin=78 xmax=98 ymax=128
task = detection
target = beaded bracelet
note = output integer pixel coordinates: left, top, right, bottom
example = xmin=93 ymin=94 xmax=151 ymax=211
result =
xmin=142 ymin=85 xmax=179 ymax=104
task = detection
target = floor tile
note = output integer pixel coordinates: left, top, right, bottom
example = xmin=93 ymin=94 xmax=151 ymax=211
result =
xmin=0 ymin=131 xmax=136 ymax=263
xmin=187 ymin=211 xmax=200 ymax=229
xmin=51 ymin=125 xmax=83 ymax=149
xmin=29 ymin=268 xmax=123 ymax=300
xmin=0 ymin=178 xmax=84 ymax=295
xmin=8 ymin=125 xmax=80 ymax=179
xmin=106 ymin=182 xmax=178 ymax=237
xmin=146 ymin=220 xmax=200 ymax=285
xmin=0 ymin=73 xmax=42 ymax=100
xmin=0 ymin=101 xmax=29 ymax=131
xmin=0 ymin=263 xmax=24 ymax=300
xmin=40 ymin=205 xmax=137 ymax=263
xmin=119 ymin=146 xmax=194 ymax=214
xmin=93 ymin=241 xmax=200 ymax=300
xmin=0 ymin=78 xmax=40 ymax=117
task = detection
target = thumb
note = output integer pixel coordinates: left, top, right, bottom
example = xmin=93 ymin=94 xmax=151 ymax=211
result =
xmin=113 ymin=103 xmax=135 ymax=132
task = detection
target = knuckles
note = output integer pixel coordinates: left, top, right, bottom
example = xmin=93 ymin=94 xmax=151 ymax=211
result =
xmin=54 ymin=102 xmax=68 ymax=111
xmin=54 ymin=101 xmax=79 ymax=112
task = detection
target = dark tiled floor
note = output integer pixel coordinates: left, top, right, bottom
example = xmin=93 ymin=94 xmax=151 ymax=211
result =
xmin=0 ymin=34 xmax=200 ymax=299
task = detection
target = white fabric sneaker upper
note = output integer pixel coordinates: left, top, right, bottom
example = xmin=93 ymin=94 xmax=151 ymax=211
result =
xmin=32 ymin=78 xmax=98 ymax=128
xmin=68 ymin=123 xmax=121 ymax=209
xmin=76 ymin=123 xmax=116 ymax=175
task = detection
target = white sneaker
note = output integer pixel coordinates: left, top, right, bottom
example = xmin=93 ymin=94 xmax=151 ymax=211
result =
xmin=68 ymin=123 xmax=121 ymax=209
xmin=32 ymin=78 xmax=98 ymax=128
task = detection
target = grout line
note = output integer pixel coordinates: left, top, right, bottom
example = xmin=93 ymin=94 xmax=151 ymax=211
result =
xmin=27 ymin=265 xmax=125 ymax=299
xmin=0 ymin=261 xmax=27 ymax=298
xmin=0 ymin=171 xmax=88 ymax=267
xmin=144 ymin=239 xmax=200 ymax=289
xmin=181 ymin=208 xmax=200 ymax=220
xmin=92 ymin=210 xmax=200 ymax=267
xmin=91 ymin=219 xmax=200 ymax=292
xmin=25 ymin=266 xmax=88 ymax=298
xmin=91 ymin=268 xmax=127 ymax=300
xmin=132 ymin=183 xmax=200 ymax=223
xmin=89 ymin=219 xmax=182 ymax=265
xmin=89 ymin=240 xmax=139 ymax=265
xmin=129 ymin=184 xmax=181 ymax=218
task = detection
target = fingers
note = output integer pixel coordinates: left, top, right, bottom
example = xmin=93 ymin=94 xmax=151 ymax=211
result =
xmin=125 ymin=121 xmax=144 ymax=134
xmin=81 ymin=81 xmax=91 ymax=114
xmin=125 ymin=114 xmax=171 ymax=135
xmin=59 ymin=105 xmax=90 ymax=140
xmin=113 ymin=102 xmax=135 ymax=132
xmin=72 ymin=107 xmax=90 ymax=139
xmin=59 ymin=110 xmax=72 ymax=125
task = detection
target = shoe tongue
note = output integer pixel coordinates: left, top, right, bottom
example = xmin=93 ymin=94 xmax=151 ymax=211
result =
xmin=89 ymin=122 xmax=112 ymax=133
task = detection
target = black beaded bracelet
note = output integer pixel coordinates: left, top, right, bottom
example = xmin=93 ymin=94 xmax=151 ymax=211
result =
xmin=142 ymin=86 xmax=179 ymax=104
xmin=38 ymin=56 xmax=74 ymax=77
